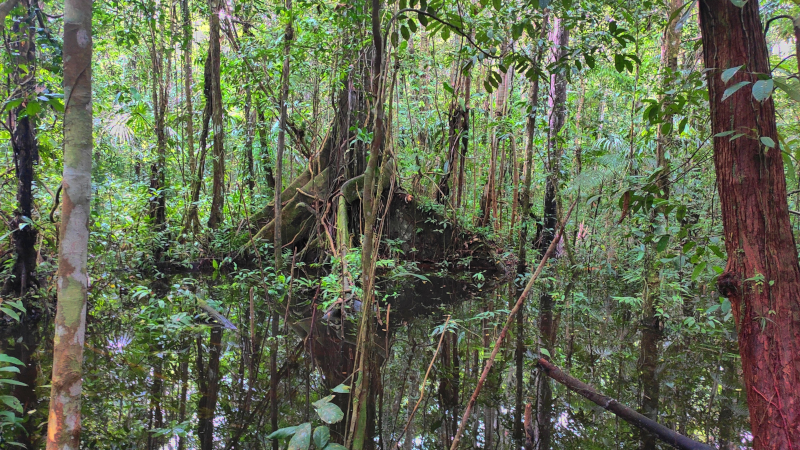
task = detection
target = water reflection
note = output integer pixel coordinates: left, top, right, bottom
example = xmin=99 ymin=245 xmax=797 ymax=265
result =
xmin=0 ymin=267 xmax=750 ymax=449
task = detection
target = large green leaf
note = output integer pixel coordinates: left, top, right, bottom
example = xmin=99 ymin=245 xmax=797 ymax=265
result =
xmin=0 ymin=353 xmax=25 ymax=366
xmin=721 ymin=81 xmax=750 ymax=101
xmin=267 ymin=426 xmax=298 ymax=440
xmin=288 ymin=423 xmax=311 ymax=450
xmin=1 ymin=395 xmax=22 ymax=413
xmin=313 ymin=426 xmax=330 ymax=449
xmin=721 ymin=65 xmax=743 ymax=83
xmin=316 ymin=402 xmax=344 ymax=424
xmin=324 ymin=444 xmax=348 ymax=450
xmin=752 ymin=79 xmax=774 ymax=102
xmin=331 ymin=384 xmax=350 ymax=394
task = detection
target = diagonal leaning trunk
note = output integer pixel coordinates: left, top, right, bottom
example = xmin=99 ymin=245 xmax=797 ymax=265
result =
xmin=46 ymin=0 xmax=93 ymax=447
xmin=698 ymin=0 xmax=800 ymax=447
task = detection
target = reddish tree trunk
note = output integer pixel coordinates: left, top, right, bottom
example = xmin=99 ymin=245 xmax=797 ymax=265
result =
xmin=699 ymin=1 xmax=800 ymax=448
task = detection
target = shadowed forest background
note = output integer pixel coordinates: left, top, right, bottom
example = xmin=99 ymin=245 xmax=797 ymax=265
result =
xmin=2 ymin=0 xmax=800 ymax=448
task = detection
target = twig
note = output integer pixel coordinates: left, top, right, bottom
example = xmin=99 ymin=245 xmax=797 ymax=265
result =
xmin=449 ymin=198 xmax=578 ymax=450
xmin=394 ymin=315 xmax=451 ymax=448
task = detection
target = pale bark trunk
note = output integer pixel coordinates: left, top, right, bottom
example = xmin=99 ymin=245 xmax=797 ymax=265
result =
xmin=46 ymin=1 xmax=93 ymax=447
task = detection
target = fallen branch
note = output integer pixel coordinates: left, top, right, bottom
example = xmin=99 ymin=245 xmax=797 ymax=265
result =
xmin=537 ymin=358 xmax=714 ymax=450
xmin=449 ymin=198 xmax=578 ymax=450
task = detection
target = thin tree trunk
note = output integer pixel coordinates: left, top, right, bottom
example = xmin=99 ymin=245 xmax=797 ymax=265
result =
xmin=147 ymin=18 xmax=170 ymax=243
xmin=182 ymin=0 xmax=196 ymax=183
xmin=8 ymin=323 xmax=42 ymax=448
xmin=639 ymin=2 xmax=681 ymax=448
xmin=183 ymin=55 xmax=213 ymax=235
xmin=259 ymin=110 xmax=276 ymax=190
xmin=513 ymin=285 xmax=524 ymax=444
xmin=437 ymin=55 xmax=471 ymax=204
xmin=198 ymin=327 xmax=223 ymax=450
xmin=244 ymin=87 xmax=256 ymax=192
xmin=207 ymin=0 xmax=226 ymax=229
xmin=147 ymin=343 xmax=165 ymax=450
xmin=46 ymin=1 xmax=93 ymax=447
xmin=350 ymin=1 xmax=387 ymax=448
xmin=4 ymin=0 xmax=38 ymax=297
xmin=699 ymin=0 xmax=800 ymax=447
xmin=533 ymin=16 xmax=568 ymax=450
xmin=517 ymin=13 xmax=549 ymax=275
xmin=270 ymin=312 xmax=279 ymax=450
xmin=274 ymin=0 xmax=292 ymax=270
xmin=177 ymin=359 xmax=189 ymax=450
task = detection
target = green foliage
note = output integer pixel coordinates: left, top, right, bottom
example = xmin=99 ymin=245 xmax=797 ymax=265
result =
xmin=268 ymin=390 xmax=346 ymax=450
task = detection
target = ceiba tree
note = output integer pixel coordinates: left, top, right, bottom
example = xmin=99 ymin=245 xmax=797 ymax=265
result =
xmin=699 ymin=0 xmax=800 ymax=447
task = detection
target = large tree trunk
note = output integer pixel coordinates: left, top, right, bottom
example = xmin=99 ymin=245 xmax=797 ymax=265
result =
xmin=533 ymin=16 xmax=568 ymax=450
xmin=46 ymin=1 xmax=93 ymax=447
xmin=699 ymin=0 xmax=800 ymax=448
xmin=4 ymin=0 xmax=38 ymax=297
xmin=207 ymin=0 xmax=226 ymax=229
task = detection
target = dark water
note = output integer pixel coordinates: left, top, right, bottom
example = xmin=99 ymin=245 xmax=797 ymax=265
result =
xmin=0 ymin=266 xmax=750 ymax=449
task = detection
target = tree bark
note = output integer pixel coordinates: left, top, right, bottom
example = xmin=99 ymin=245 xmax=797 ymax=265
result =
xmin=699 ymin=1 xmax=800 ymax=448
xmin=244 ymin=87 xmax=256 ymax=192
xmin=437 ymin=55 xmax=471 ymax=204
xmin=46 ymin=1 xmax=93 ymax=447
xmin=4 ymin=0 xmax=38 ymax=297
xmin=258 ymin=110 xmax=276 ymax=190
xmin=181 ymin=0 xmax=196 ymax=183
xmin=349 ymin=1 xmax=387 ymax=448
xmin=7 ymin=323 xmax=42 ymax=448
xmin=274 ymin=0 xmax=293 ymax=270
xmin=147 ymin=14 xmax=171 ymax=242
xmin=270 ymin=312 xmax=279 ymax=450
xmin=517 ymin=13 xmax=549 ymax=275
xmin=197 ymin=327 xmax=223 ymax=450
xmin=533 ymin=16 xmax=568 ymax=450
xmin=207 ymin=0 xmax=226 ymax=229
